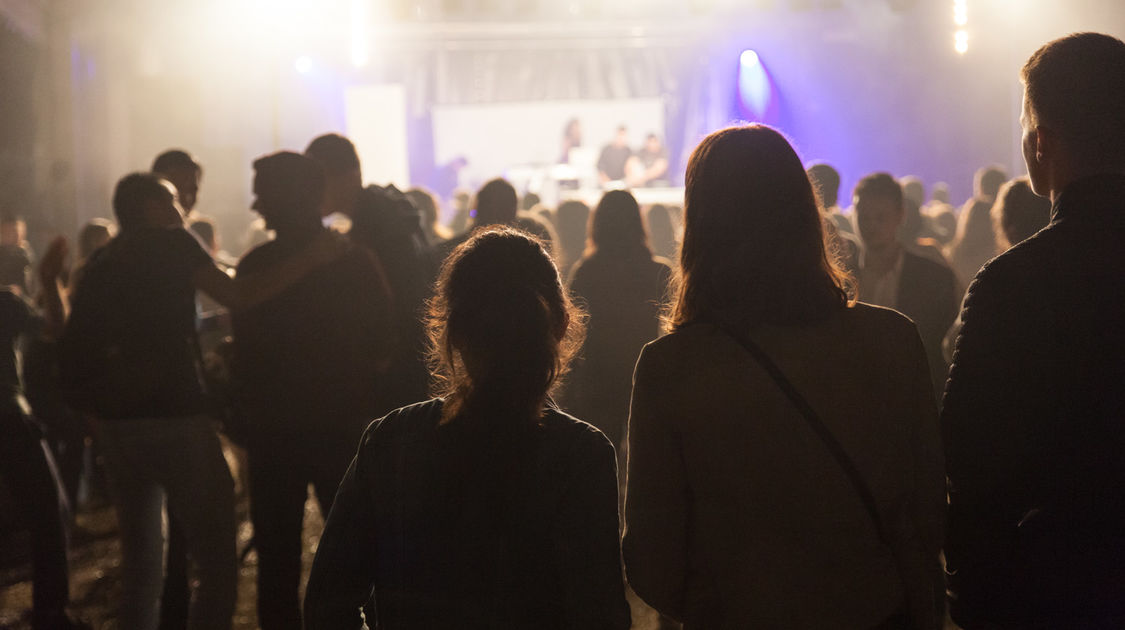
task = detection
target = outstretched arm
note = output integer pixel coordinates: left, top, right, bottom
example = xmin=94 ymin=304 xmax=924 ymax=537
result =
xmin=195 ymin=230 xmax=349 ymax=311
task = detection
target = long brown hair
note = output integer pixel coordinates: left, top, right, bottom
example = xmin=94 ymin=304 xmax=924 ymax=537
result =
xmin=670 ymin=124 xmax=851 ymax=331
xmin=427 ymin=227 xmax=585 ymax=425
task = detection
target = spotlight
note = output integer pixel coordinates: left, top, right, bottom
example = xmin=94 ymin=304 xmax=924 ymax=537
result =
xmin=294 ymin=56 xmax=314 ymax=74
xmin=738 ymin=49 xmax=771 ymax=118
xmin=954 ymin=30 xmax=969 ymax=55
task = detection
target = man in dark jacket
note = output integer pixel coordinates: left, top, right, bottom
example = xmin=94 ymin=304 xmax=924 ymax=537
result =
xmin=853 ymin=172 xmax=959 ymax=400
xmin=235 ymin=152 xmax=393 ymax=630
xmin=305 ymin=134 xmax=432 ymax=415
xmin=943 ymin=32 xmax=1125 ymax=628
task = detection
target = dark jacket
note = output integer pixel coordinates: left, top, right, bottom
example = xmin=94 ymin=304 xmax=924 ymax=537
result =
xmin=943 ymin=174 xmax=1125 ymax=626
xmin=304 ymin=399 xmax=631 ymax=630
xmin=896 ymin=250 xmax=959 ymax=399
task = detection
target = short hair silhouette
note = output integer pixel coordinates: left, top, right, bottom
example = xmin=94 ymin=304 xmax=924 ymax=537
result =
xmin=152 ymin=149 xmax=200 ymax=175
xmin=900 ymin=176 xmax=925 ymax=209
xmin=304 ymin=133 xmax=361 ymax=176
xmin=426 ymin=227 xmax=584 ymax=424
xmin=588 ymin=190 xmax=649 ymax=258
xmin=992 ymin=177 xmax=1051 ymax=249
xmin=670 ymin=124 xmax=850 ymax=331
xmin=77 ymin=219 xmax=115 ymax=259
xmin=853 ymin=172 xmax=904 ymax=209
xmin=1022 ymin=32 xmax=1125 ymax=165
xmin=975 ymin=165 xmax=1008 ymax=199
xmin=252 ymin=151 xmax=326 ymax=223
xmin=113 ymin=173 xmax=172 ymax=231
xmin=473 ymin=178 xmax=518 ymax=227
xmin=806 ymin=163 xmax=840 ymax=208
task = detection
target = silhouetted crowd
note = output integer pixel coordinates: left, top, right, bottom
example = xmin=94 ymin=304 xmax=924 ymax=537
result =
xmin=1 ymin=31 xmax=1123 ymax=630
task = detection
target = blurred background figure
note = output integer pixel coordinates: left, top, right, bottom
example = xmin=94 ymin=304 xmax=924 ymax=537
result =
xmin=597 ymin=126 xmax=632 ymax=185
xmin=991 ymin=176 xmax=1051 ymax=250
xmin=947 ymin=164 xmax=1007 ymax=287
xmin=0 ymin=214 xmax=34 ymax=295
xmin=627 ymin=134 xmax=670 ymax=187
xmin=565 ymin=189 xmax=672 ymax=449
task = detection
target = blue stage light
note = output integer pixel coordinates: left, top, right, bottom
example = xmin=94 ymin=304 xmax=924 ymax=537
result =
xmin=738 ymin=49 xmax=771 ymax=118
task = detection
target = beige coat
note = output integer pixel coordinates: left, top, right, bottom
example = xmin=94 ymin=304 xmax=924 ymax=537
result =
xmin=623 ymin=303 xmax=945 ymax=629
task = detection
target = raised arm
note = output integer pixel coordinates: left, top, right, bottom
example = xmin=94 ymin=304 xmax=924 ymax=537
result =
xmin=622 ymin=344 xmax=689 ymax=621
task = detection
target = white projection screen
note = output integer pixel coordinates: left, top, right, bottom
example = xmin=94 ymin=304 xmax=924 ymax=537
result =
xmin=345 ymin=84 xmax=410 ymax=189
xmin=431 ymin=98 xmax=666 ymax=187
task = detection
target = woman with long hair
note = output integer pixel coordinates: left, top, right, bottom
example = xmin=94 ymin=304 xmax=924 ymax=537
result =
xmin=565 ymin=190 xmax=672 ymax=448
xmin=304 ymin=227 xmax=630 ymax=630
xmin=623 ymin=125 xmax=944 ymax=629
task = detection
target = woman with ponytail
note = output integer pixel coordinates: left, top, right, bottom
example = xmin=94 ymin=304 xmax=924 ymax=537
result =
xmin=305 ymin=227 xmax=630 ymax=630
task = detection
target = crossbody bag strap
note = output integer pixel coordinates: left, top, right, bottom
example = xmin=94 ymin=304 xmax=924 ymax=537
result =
xmin=723 ymin=326 xmax=891 ymax=547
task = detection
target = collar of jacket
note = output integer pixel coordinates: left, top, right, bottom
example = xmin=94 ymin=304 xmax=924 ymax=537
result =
xmin=1050 ymin=172 xmax=1125 ymax=227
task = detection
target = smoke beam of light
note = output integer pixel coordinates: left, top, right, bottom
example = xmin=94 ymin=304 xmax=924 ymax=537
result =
xmin=739 ymin=49 xmax=771 ymax=119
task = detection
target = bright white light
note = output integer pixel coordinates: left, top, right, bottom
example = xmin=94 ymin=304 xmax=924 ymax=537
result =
xmin=294 ymin=56 xmax=314 ymax=74
xmin=351 ymin=0 xmax=370 ymax=68
xmin=740 ymin=49 xmax=760 ymax=67
xmin=954 ymin=8 xmax=968 ymax=26
xmin=954 ymin=30 xmax=969 ymax=54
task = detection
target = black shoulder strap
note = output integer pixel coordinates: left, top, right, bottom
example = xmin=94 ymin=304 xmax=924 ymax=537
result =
xmin=723 ymin=327 xmax=890 ymax=547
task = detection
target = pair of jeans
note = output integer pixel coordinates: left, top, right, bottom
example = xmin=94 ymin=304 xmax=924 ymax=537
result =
xmin=97 ymin=415 xmax=236 ymax=630
xmin=248 ymin=426 xmax=360 ymax=630
xmin=0 ymin=400 xmax=70 ymax=627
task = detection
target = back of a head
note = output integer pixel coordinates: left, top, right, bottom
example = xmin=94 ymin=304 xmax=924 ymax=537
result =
xmin=993 ymin=177 xmax=1052 ymax=248
xmin=646 ymin=203 xmax=678 ymax=260
xmin=78 ymin=219 xmax=116 ymax=259
xmin=252 ymin=151 xmax=326 ymax=224
xmin=474 ymin=178 xmax=518 ymax=227
xmin=975 ymin=165 xmax=1009 ymax=199
xmin=900 ymin=176 xmax=925 ymax=208
xmin=674 ymin=124 xmax=849 ymax=330
xmin=304 ymin=133 xmax=361 ymax=176
xmin=589 ymin=189 xmax=649 ymax=258
xmin=152 ymin=149 xmax=199 ymax=176
xmin=1021 ymin=32 xmax=1125 ymax=167
xmin=427 ymin=227 xmax=583 ymax=424
xmin=113 ymin=172 xmax=173 ymax=232
xmin=806 ymin=162 xmax=841 ymax=208
xmin=854 ymin=172 xmax=904 ymax=208
xmin=406 ymin=187 xmax=440 ymax=227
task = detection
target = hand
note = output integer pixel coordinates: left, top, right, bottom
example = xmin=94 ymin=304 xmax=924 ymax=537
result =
xmin=38 ymin=236 xmax=69 ymax=283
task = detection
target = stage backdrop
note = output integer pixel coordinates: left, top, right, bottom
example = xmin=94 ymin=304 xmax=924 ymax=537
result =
xmin=431 ymin=98 xmax=665 ymax=189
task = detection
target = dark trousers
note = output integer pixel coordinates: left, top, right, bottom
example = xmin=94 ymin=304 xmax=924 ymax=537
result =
xmin=158 ymin=518 xmax=190 ymax=630
xmin=0 ymin=403 xmax=70 ymax=624
xmin=248 ymin=427 xmax=359 ymax=630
